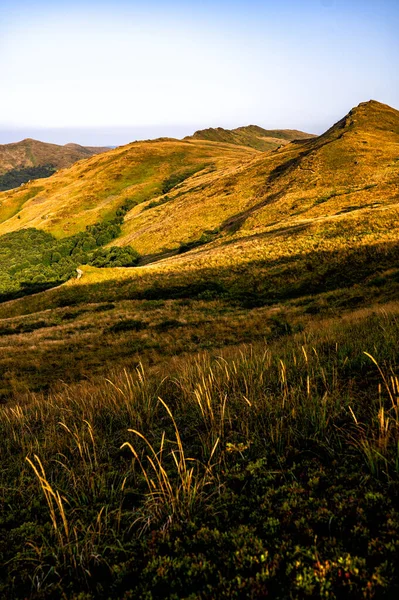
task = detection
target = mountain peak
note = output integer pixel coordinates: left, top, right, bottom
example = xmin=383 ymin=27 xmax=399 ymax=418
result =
xmin=20 ymin=138 xmax=40 ymax=144
xmin=320 ymin=99 xmax=399 ymax=141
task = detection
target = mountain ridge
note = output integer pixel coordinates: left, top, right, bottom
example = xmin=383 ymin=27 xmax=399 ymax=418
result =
xmin=0 ymin=100 xmax=398 ymax=256
xmin=111 ymin=100 xmax=399 ymax=257
xmin=0 ymin=137 xmax=111 ymax=174
xmin=185 ymin=124 xmax=315 ymax=151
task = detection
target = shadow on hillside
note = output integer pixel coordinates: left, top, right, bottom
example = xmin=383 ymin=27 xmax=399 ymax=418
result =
xmin=138 ymin=248 xmax=180 ymax=266
xmin=220 ymin=190 xmax=285 ymax=234
xmin=218 ymin=131 xmax=348 ymax=235
xmin=219 ymin=148 xmax=316 ymax=234
xmin=0 ymin=280 xmax=62 ymax=304
xmin=8 ymin=239 xmax=397 ymax=312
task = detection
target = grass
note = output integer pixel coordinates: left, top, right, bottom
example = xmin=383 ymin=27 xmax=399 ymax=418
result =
xmin=0 ymin=139 xmax=255 ymax=239
xmin=1 ymin=307 xmax=399 ymax=598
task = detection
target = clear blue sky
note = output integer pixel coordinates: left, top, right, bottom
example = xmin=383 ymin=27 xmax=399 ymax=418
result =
xmin=0 ymin=0 xmax=398 ymax=145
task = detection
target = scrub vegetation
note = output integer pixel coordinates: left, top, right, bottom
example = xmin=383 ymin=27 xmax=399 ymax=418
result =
xmin=0 ymin=221 xmax=139 ymax=301
xmin=1 ymin=309 xmax=399 ymax=598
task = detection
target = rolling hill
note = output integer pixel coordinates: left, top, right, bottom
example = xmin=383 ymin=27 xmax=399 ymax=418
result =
xmin=0 ymin=99 xmax=398 ymax=304
xmin=112 ymin=100 xmax=399 ymax=258
xmin=186 ymin=124 xmax=315 ymax=151
xmin=0 ymin=99 xmax=397 ymax=354
xmin=0 ymin=138 xmax=257 ymax=237
xmin=2 ymin=100 xmax=399 ymax=599
xmin=0 ymin=138 xmax=111 ymax=191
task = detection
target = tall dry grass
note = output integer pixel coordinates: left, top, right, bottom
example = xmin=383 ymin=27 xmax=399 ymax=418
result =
xmin=1 ymin=307 xmax=399 ymax=590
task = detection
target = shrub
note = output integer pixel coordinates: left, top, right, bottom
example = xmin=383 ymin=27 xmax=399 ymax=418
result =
xmin=88 ymin=246 xmax=140 ymax=268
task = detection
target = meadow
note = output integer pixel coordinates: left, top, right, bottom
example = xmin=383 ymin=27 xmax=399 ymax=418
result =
xmin=1 ymin=304 xmax=399 ymax=598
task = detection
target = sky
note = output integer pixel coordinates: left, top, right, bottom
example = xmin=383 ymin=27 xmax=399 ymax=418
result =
xmin=0 ymin=0 xmax=398 ymax=146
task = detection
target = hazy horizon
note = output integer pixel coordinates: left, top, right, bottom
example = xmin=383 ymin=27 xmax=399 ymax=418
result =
xmin=1 ymin=0 xmax=398 ymax=146
xmin=0 ymin=115 xmax=327 ymax=147
xmin=2 ymin=97 xmax=399 ymax=147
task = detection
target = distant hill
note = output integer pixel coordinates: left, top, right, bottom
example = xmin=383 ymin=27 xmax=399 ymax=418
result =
xmin=0 ymin=99 xmax=398 ymax=308
xmin=0 ymin=137 xmax=256 ymax=237
xmin=185 ymin=124 xmax=315 ymax=151
xmin=0 ymin=138 xmax=111 ymax=191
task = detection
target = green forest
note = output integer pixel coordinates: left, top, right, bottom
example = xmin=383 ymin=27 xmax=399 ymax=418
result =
xmin=0 ymin=165 xmax=56 ymax=191
xmin=0 ymin=221 xmax=140 ymax=301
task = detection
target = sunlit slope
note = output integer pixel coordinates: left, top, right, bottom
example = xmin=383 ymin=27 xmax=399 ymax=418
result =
xmin=0 ymin=99 xmax=398 ymax=323
xmin=116 ymin=100 xmax=399 ymax=255
xmin=186 ymin=124 xmax=315 ymax=151
xmin=0 ymin=139 xmax=256 ymax=237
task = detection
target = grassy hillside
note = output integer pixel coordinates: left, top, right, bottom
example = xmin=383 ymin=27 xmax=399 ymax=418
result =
xmin=113 ymin=100 xmax=399 ymax=261
xmin=1 ymin=100 xmax=399 ymax=599
xmin=0 ymin=100 xmax=397 ymax=315
xmin=0 ymin=102 xmax=398 ymax=396
xmin=2 ymin=304 xmax=399 ymax=598
xmin=0 ymin=138 xmax=110 ymax=190
xmin=186 ymin=124 xmax=315 ymax=151
xmin=0 ymin=139 xmax=256 ymax=237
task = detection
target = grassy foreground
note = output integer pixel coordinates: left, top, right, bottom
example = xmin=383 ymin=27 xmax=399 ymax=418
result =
xmin=1 ymin=305 xmax=399 ymax=599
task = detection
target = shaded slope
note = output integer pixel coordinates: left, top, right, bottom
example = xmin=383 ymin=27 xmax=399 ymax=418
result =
xmin=186 ymin=124 xmax=315 ymax=151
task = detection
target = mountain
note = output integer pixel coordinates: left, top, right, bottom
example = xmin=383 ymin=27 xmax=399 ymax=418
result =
xmin=2 ymin=100 xmax=399 ymax=600
xmin=111 ymin=100 xmax=399 ymax=256
xmin=0 ymin=100 xmax=397 ymax=256
xmin=0 ymin=100 xmax=398 ymax=279
xmin=0 ymin=138 xmax=111 ymax=191
xmin=0 ymin=98 xmax=397 ymax=326
xmin=0 ymin=138 xmax=257 ymax=237
xmin=185 ymin=124 xmax=315 ymax=151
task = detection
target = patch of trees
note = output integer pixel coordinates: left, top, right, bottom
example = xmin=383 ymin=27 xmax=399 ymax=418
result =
xmin=0 ymin=220 xmax=140 ymax=301
xmin=89 ymin=246 xmax=140 ymax=267
xmin=0 ymin=165 xmax=56 ymax=191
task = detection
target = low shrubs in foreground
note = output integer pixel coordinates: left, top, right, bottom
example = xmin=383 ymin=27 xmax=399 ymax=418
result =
xmin=1 ymin=310 xmax=399 ymax=598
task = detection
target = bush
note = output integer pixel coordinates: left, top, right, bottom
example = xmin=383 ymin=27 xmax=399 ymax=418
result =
xmin=0 ymin=221 xmax=139 ymax=301
xmin=88 ymin=246 xmax=140 ymax=268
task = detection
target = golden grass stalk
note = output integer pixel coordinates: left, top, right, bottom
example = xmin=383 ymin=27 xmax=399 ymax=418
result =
xmin=25 ymin=454 xmax=69 ymax=544
xmin=121 ymin=397 xmax=219 ymax=531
